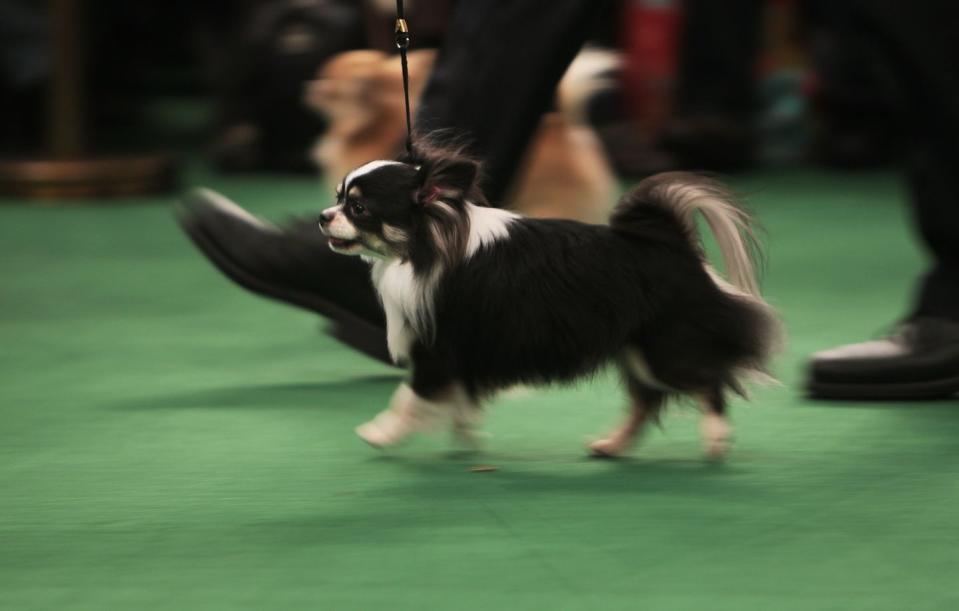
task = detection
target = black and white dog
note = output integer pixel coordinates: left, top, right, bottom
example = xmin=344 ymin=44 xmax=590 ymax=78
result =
xmin=319 ymin=145 xmax=781 ymax=458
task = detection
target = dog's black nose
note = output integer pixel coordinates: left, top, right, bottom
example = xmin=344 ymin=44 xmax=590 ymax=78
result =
xmin=319 ymin=209 xmax=336 ymax=227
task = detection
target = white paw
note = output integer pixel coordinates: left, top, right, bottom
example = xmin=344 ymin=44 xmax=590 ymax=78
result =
xmin=356 ymin=384 xmax=453 ymax=448
xmin=701 ymin=414 xmax=732 ymax=460
xmin=452 ymin=422 xmax=486 ymax=450
xmin=588 ymin=436 xmax=628 ymax=458
xmin=355 ymin=418 xmax=402 ymax=448
xmin=355 ymin=405 xmax=431 ymax=448
xmin=451 ymin=403 xmax=486 ymax=450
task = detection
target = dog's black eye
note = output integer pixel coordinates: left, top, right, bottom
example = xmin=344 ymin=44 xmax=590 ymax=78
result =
xmin=348 ymin=201 xmax=368 ymax=217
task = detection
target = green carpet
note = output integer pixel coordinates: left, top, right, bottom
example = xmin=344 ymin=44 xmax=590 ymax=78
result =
xmin=2 ymin=167 xmax=958 ymax=610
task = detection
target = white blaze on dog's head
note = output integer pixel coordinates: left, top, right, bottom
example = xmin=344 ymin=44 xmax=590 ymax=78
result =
xmin=319 ymin=147 xmax=517 ymax=271
xmin=319 ymin=160 xmax=411 ymax=257
xmin=344 ymin=159 xmax=406 ymax=188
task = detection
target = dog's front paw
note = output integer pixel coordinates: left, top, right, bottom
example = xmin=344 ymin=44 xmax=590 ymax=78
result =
xmin=356 ymin=394 xmax=447 ymax=448
xmin=451 ymin=422 xmax=488 ymax=451
xmin=355 ymin=419 xmax=396 ymax=448
xmin=355 ymin=405 xmax=412 ymax=447
xmin=451 ymin=403 xmax=486 ymax=451
xmin=356 ymin=410 xmax=423 ymax=448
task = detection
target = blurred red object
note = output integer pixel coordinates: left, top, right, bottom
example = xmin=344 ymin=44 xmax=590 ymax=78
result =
xmin=621 ymin=0 xmax=683 ymax=133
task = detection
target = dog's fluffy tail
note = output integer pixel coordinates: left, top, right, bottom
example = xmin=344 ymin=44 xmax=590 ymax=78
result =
xmin=611 ymin=172 xmax=784 ymax=387
xmin=612 ymin=172 xmax=763 ymax=298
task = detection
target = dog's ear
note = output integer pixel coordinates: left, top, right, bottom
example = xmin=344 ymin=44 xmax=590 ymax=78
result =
xmin=415 ymin=156 xmax=481 ymax=203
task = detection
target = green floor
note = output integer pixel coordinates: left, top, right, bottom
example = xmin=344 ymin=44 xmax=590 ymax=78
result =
xmin=2 ymin=166 xmax=958 ymax=610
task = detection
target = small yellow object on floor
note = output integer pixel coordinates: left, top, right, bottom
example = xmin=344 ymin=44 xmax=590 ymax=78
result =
xmin=469 ymin=465 xmax=498 ymax=473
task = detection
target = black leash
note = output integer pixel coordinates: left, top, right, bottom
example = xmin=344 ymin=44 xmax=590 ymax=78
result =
xmin=394 ymin=0 xmax=414 ymax=158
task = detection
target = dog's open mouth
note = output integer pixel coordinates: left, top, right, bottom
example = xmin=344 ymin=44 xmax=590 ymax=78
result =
xmin=329 ymin=237 xmax=361 ymax=252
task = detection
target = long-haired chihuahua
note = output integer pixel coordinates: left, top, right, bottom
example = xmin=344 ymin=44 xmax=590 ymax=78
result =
xmin=319 ymin=144 xmax=781 ymax=458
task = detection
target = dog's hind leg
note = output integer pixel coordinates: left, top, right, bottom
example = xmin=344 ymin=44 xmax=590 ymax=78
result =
xmin=588 ymin=402 xmax=647 ymax=458
xmin=588 ymin=362 xmax=664 ymax=458
xmin=450 ymin=388 xmax=485 ymax=450
xmin=700 ymin=387 xmax=732 ymax=460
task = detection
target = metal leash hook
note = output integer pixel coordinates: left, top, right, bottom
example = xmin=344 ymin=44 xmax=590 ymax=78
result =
xmin=395 ymin=0 xmax=414 ymax=158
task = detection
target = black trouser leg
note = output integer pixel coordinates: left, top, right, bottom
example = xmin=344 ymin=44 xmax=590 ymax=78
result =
xmin=416 ymin=0 xmax=603 ymax=204
xmin=673 ymin=0 xmax=763 ymax=121
xmin=663 ymin=0 xmax=762 ymax=170
xmin=848 ymin=2 xmax=959 ymax=321
xmin=908 ymin=140 xmax=959 ymax=321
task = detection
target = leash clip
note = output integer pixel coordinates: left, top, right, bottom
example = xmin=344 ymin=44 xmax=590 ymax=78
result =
xmin=393 ymin=1 xmax=414 ymax=156
xmin=394 ymin=19 xmax=411 ymax=49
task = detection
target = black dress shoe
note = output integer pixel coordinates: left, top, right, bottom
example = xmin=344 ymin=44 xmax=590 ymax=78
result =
xmin=176 ymin=188 xmax=393 ymax=365
xmin=807 ymin=317 xmax=959 ymax=400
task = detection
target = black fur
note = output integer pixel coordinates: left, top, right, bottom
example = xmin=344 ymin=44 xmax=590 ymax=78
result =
xmin=421 ymin=214 xmax=773 ymax=405
xmin=323 ymin=146 xmax=779 ymax=425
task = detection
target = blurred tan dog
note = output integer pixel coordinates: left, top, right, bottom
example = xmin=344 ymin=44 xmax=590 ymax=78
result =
xmin=305 ymin=48 xmax=618 ymax=222
xmin=305 ymin=50 xmax=436 ymax=184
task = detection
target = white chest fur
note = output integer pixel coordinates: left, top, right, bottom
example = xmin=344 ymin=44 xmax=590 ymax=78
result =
xmin=367 ymin=203 xmax=519 ymax=363
xmin=369 ymin=259 xmax=438 ymax=363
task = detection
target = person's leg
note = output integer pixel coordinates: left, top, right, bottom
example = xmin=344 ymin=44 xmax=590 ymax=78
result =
xmin=178 ymin=1 xmax=601 ymax=360
xmin=417 ymin=0 xmax=603 ymax=203
xmin=908 ymin=143 xmax=959 ymax=323
xmin=660 ymin=0 xmax=763 ymax=171
xmin=672 ymin=0 xmax=763 ymax=122
xmin=896 ymin=16 xmax=959 ymax=324
xmin=807 ymin=1 xmax=959 ymax=399
xmin=177 ymin=190 xmax=392 ymax=362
